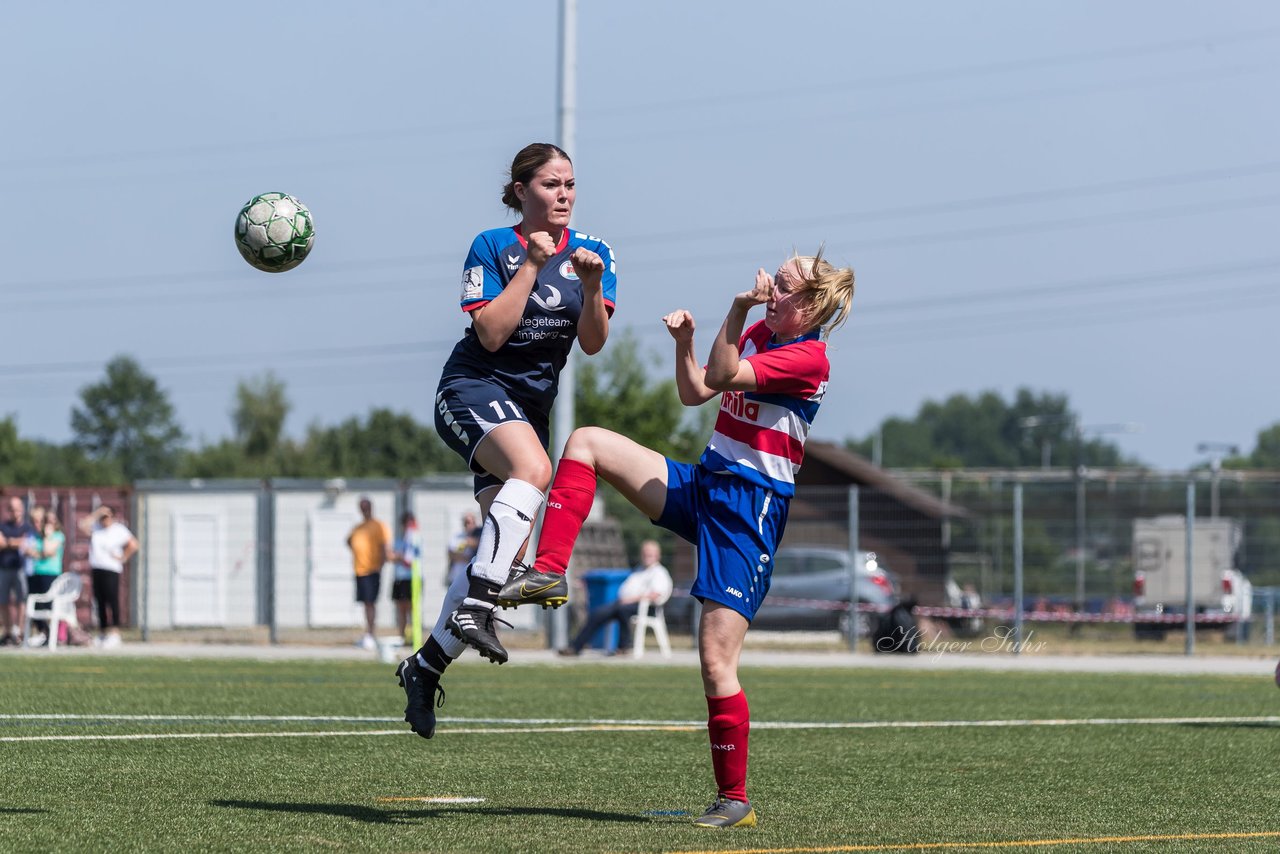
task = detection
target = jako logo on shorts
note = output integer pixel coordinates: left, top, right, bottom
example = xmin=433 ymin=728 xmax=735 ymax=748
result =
xmin=436 ymin=394 xmax=469 ymax=446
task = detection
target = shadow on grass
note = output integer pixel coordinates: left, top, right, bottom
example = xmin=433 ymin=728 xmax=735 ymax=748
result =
xmin=210 ymin=800 xmax=651 ymax=825
xmin=0 ymin=808 xmax=48 ymax=815
xmin=1182 ymin=721 xmax=1280 ymax=730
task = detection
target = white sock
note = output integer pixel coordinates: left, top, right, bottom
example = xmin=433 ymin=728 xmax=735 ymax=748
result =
xmin=469 ymin=478 xmax=545 ymax=585
xmin=429 ymin=561 xmax=473 ymax=658
xmin=429 ymin=626 xmax=466 ymax=659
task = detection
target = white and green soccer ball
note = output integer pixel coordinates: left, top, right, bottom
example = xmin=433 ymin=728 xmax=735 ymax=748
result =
xmin=234 ymin=192 xmax=315 ymax=272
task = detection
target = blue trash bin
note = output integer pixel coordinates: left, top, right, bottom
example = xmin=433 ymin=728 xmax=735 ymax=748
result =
xmin=580 ymin=568 xmax=632 ymax=651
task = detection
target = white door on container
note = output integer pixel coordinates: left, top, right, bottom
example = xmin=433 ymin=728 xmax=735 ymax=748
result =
xmin=308 ymin=509 xmax=357 ymax=627
xmin=172 ymin=513 xmax=225 ymax=626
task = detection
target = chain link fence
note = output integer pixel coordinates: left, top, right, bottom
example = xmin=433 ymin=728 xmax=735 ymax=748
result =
xmin=894 ymin=469 xmax=1279 ymax=648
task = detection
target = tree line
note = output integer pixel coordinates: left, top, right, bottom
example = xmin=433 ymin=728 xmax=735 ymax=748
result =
xmin=3 ymin=335 xmax=1278 ymax=487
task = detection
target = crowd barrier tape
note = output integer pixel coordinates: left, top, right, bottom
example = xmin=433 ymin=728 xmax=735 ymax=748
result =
xmin=672 ymin=590 xmax=1243 ymax=624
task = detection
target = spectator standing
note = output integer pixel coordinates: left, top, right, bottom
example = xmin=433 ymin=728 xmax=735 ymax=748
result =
xmin=0 ymin=497 xmax=35 ymax=646
xmin=23 ymin=505 xmax=46 ymax=579
xmin=346 ymin=497 xmax=391 ymax=651
xmin=79 ymin=505 xmax=138 ymax=648
xmin=25 ymin=512 xmax=65 ymax=647
xmin=445 ymin=511 xmax=480 ymax=588
xmin=558 ymin=539 xmax=673 ymax=656
xmin=390 ymin=511 xmax=422 ymax=644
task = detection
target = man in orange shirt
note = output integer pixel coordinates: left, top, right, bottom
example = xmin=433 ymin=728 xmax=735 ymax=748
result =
xmin=346 ymin=496 xmax=391 ymax=650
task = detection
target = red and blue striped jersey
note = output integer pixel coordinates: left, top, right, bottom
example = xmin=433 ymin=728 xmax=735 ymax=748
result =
xmin=700 ymin=321 xmax=829 ymax=497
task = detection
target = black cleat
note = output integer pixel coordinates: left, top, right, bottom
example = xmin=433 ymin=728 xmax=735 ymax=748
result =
xmin=446 ymin=601 xmax=512 ymax=664
xmin=396 ymin=656 xmax=445 ymax=739
xmin=693 ymin=797 xmax=757 ymax=828
xmin=497 ymin=565 xmax=569 ymax=610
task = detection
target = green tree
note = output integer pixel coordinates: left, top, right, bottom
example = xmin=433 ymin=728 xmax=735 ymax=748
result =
xmin=0 ymin=417 xmax=39 ymax=484
xmin=1237 ymin=422 xmax=1280 ymax=469
xmin=302 ymin=408 xmax=465 ymax=478
xmin=576 ymin=330 xmax=711 ymax=462
xmin=575 ymin=331 xmax=715 ymax=559
xmin=1221 ymin=422 xmax=1280 ymax=586
xmin=70 ymin=356 xmax=185 ymax=480
xmin=233 ymin=371 xmax=290 ymax=459
xmin=847 ymin=388 xmax=1134 ymax=469
xmin=30 ymin=440 xmax=124 ymax=485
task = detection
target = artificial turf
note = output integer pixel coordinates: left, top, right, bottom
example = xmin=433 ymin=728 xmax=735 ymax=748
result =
xmin=1 ymin=655 xmax=1277 ymax=852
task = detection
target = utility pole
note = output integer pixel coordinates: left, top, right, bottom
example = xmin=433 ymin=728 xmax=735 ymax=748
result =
xmin=552 ymin=0 xmax=577 ymax=467
xmin=547 ymin=0 xmax=577 ymax=652
xmin=1196 ymin=442 xmax=1239 ymax=519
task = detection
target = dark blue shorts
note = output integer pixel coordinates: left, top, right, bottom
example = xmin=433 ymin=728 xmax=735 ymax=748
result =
xmin=654 ymin=460 xmax=788 ymax=621
xmin=355 ymin=573 xmax=381 ymax=604
xmin=435 ymin=376 xmax=550 ymax=495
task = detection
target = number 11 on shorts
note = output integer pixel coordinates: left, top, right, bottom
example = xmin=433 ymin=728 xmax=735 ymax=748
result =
xmin=489 ymin=400 xmax=523 ymax=420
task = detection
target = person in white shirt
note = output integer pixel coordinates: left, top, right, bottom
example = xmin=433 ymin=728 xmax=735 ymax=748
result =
xmin=558 ymin=539 xmax=673 ymax=656
xmin=78 ymin=506 xmax=139 ymax=648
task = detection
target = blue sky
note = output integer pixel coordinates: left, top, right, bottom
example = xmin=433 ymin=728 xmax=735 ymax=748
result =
xmin=2 ymin=1 xmax=1277 ymax=469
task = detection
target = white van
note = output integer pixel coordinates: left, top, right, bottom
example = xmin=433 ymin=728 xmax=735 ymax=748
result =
xmin=1132 ymin=516 xmax=1253 ymax=639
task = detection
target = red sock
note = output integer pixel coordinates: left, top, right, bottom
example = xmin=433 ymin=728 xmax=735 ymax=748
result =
xmin=532 ymin=458 xmax=597 ymax=576
xmin=706 ymin=691 xmax=750 ymax=802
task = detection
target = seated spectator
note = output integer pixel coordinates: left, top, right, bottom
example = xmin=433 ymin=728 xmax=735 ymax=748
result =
xmin=559 ymin=539 xmax=673 ymax=656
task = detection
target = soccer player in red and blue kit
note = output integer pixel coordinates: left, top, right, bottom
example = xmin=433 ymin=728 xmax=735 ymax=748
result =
xmin=396 ymin=143 xmax=617 ymax=738
xmin=514 ymin=249 xmax=855 ymax=828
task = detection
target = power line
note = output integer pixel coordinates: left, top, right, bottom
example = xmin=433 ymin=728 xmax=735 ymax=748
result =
xmin=587 ymin=63 xmax=1274 ymax=147
xmin=625 ymin=160 xmax=1280 ymax=246
xmin=9 ymin=276 xmax=1273 ymax=405
xmin=855 ymin=257 xmax=1280 ymax=317
xmin=847 ymin=283 xmax=1280 ymax=349
xmin=592 ymin=25 xmax=1280 ymax=117
xmin=0 ymin=340 xmax=453 ymax=381
xmin=8 ymin=24 xmax=1275 ymax=173
xmin=625 ymin=193 xmax=1280 ymax=274
xmin=0 ymin=116 xmax=532 ymax=173
xmin=6 ymin=159 xmax=1278 ymax=299
xmin=853 ymin=278 xmax=1279 ymax=339
xmin=9 ymin=62 xmax=1267 ymax=194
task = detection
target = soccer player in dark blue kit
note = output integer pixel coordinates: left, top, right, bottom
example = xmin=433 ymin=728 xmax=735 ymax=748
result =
xmin=397 ymin=142 xmax=617 ymax=738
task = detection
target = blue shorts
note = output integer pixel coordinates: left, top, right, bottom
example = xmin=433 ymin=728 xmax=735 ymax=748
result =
xmin=355 ymin=573 xmax=381 ymax=604
xmin=435 ymin=376 xmax=550 ymax=495
xmin=654 ymin=460 xmax=789 ymax=621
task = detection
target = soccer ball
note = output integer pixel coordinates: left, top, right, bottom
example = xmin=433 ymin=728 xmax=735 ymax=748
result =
xmin=234 ymin=192 xmax=315 ymax=272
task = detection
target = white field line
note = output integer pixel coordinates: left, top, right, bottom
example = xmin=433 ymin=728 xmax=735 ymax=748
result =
xmin=0 ymin=714 xmax=1275 ymax=743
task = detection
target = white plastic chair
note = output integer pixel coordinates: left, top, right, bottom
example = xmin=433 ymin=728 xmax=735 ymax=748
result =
xmin=631 ymin=597 xmax=672 ymax=659
xmin=24 ymin=573 xmax=82 ymax=651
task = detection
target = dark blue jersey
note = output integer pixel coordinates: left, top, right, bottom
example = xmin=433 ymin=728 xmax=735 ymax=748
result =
xmin=440 ymin=224 xmax=618 ymax=418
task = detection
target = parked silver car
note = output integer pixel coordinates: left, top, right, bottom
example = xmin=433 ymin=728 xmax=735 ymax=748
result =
xmin=666 ymin=546 xmax=900 ymax=634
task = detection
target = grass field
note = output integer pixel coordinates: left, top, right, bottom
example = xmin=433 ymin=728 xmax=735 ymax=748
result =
xmin=1 ymin=654 xmax=1278 ymax=853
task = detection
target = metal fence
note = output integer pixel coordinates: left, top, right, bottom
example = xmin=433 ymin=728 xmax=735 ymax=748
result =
xmin=891 ymin=469 xmax=1280 ymax=649
xmin=10 ymin=468 xmax=1277 ymax=653
xmin=682 ymin=471 xmax=1278 ymax=653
